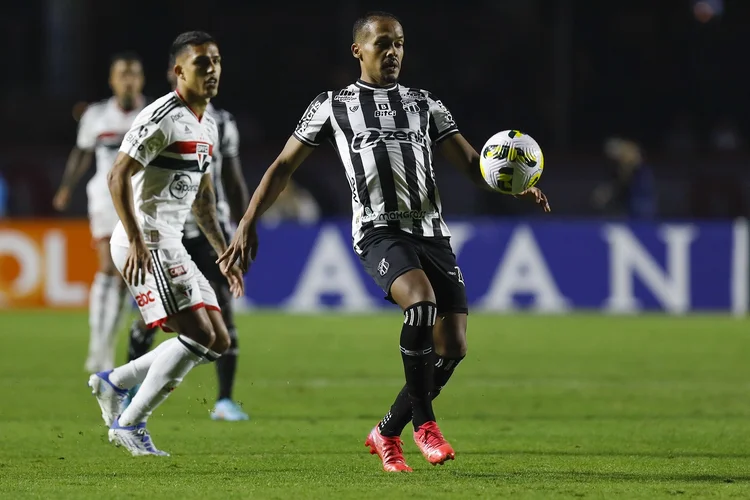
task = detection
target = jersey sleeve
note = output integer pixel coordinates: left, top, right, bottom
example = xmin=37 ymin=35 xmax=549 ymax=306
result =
xmin=426 ymin=93 xmax=459 ymax=144
xmin=75 ymin=105 xmax=98 ymax=151
xmin=119 ymin=109 xmax=171 ymax=167
xmin=220 ymin=112 xmax=240 ymax=159
xmin=293 ymin=92 xmax=332 ymax=147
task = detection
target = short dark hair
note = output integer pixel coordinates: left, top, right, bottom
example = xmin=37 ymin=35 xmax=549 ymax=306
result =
xmin=109 ymin=51 xmax=142 ymax=70
xmin=168 ymin=31 xmax=217 ymax=67
xmin=352 ymin=11 xmax=401 ymax=42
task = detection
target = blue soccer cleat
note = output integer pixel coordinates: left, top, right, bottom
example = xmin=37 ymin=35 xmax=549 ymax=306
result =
xmin=210 ymin=398 xmax=250 ymax=421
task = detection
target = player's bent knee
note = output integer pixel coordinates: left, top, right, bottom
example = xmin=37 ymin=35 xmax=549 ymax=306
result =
xmin=390 ymin=269 xmax=436 ymax=309
xmin=172 ymin=309 xmax=216 ymax=348
xmin=206 ymin=309 xmax=231 ymax=354
xmin=434 ymin=313 xmax=468 ymax=357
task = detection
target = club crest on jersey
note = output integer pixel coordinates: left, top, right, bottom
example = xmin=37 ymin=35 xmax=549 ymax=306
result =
xmin=196 ymin=142 xmax=210 ymax=171
xmin=402 ymin=101 xmax=421 ymax=114
xmin=374 ymin=103 xmax=396 ymax=117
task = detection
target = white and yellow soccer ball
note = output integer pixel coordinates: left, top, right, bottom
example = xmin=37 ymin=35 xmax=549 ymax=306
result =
xmin=479 ymin=130 xmax=544 ymax=195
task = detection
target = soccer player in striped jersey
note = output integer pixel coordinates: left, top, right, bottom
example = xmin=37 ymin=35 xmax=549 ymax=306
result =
xmin=87 ymin=31 xmax=244 ymax=456
xmin=220 ymin=12 xmax=550 ymax=471
xmin=125 ymin=63 xmax=250 ymax=422
xmin=53 ymin=52 xmax=146 ymax=373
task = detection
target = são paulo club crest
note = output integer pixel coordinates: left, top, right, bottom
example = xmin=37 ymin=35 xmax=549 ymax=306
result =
xmin=196 ymin=142 xmax=210 ymax=171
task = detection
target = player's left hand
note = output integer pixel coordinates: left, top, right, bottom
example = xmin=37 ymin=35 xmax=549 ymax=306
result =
xmin=516 ymin=187 xmax=551 ymax=212
xmin=222 ymin=265 xmax=245 ymax=298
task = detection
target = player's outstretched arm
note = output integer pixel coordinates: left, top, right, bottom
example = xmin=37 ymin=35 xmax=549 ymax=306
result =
xmin=217 ymin=135 xmax=315 ymax=273
xmin=192 ymin=173 xmax=244 ymax=297
xmin=53 ymin=147 xmax=94 ymax=211
xmin=439 ymin=133 xmax=550 ymax=212
xmin=438 ymin=133 xmax=495 ymax=192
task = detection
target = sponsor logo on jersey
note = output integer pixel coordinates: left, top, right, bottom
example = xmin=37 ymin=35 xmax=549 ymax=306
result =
xmin=334 ymin=89 xmax=357 ymax=102
xmin=296 ymin=100 xmax=322 ymax=133
xmin=170 ymin=111 xmax=184 ymax=122
xmin=402 ymin=90 xmax=427 ymax=103
xmin=374 ymin=103 xmax=396 ymax=117
xmin=169 ymin=173 xmax=198 ymax=199
xmin=350 ymin=128 xmax=427 ymax=152
xmin=360 ymin=207 xmax=432 ymax=223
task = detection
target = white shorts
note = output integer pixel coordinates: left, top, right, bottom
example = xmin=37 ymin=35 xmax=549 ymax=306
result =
xmin=87 ymin=181 xmax=119 ymax=240
xmin=88 ymin=204 xmax=119 ymax=240
xmin=111 ymin=244 xmax=220 ymax=329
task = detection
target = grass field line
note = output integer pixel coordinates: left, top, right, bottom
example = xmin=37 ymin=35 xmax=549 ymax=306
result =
xmin=7 ymin=376 xmax=747 ymax=391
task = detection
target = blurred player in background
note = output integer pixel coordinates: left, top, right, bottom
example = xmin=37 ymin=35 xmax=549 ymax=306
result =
xmin=88 ymin=31 xmax=244 ymax=456
xmin=125 ymin=61 xmax=251 ymax=421
xmin=52 ymin=52 xmax=146 ymax=373
xmin=219 ymin=12 xmax=549 ymax=472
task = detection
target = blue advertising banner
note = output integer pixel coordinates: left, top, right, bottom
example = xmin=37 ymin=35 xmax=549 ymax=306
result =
xmin=241 ymin=219 xmax=749 ymax=314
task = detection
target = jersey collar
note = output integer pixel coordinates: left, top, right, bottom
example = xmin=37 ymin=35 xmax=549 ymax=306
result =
xmin=174 ymin=89 xmax=203 ymax=122
xmin=355 ymin=79 xmax=398 ymax=91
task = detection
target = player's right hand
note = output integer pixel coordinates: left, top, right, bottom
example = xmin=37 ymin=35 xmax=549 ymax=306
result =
xmin=217 ymin=220 xmax=258 ymax=274
xmin=52 ymin=188 xmax=71 ymax=212
xmin=123 ymin=239 xmax=153 ymax=286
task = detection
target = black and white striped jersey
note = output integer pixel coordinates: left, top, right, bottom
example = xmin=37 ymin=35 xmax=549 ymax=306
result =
xmin=292 ymin=79 xmax=459 ymax=248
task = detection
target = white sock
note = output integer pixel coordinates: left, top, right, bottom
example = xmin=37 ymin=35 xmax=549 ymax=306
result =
xmin=117 ymin=336 xmax=205 ymax=426
xmin=100 ymin=275 xmax=129 ymax=369
xmin=87 ymin=273 xmax=109 ymax=365
xmin=109 ymin=339 xmax=172 ymax=390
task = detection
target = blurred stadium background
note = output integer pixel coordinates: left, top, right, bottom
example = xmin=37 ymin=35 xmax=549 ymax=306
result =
xmin=3 ymin=1 xmax=750 ymax=498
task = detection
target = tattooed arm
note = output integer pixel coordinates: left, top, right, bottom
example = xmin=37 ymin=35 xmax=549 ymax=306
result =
xmin=192 ymin=173 xmax=228 ymax=255
xmin=192 ymin=173 xmax=245 ymax=296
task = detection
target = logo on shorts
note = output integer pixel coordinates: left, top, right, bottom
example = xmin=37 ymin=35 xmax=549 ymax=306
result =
xmin=448 ymin=266 xmax=465 ymax=286
xmin=378 ymin=258 xmax=389 ymax=276
xmin=135 ymin=291 xmax=155 ymax=307
xmin=176 ymin=282 xmax=193 ymax=299
xmin=168 ymin=265 xmax=187 ymax=278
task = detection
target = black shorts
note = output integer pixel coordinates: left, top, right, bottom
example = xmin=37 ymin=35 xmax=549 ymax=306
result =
xmin=182 ymin=227 xmax=231 ymax=284
xmin=357 ymin=228 xmax=468 ymax=314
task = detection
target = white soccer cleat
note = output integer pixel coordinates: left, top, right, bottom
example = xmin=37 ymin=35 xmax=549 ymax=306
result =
xmin=108 ymin=419 xmax=170 ymax=457
xmin=88 ymin=370 xmax=128 ymax=427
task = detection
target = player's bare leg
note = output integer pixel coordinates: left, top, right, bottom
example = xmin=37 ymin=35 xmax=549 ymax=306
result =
xmin=99 ymin=305 xmax=230 ymax=456
xmin=126 ymin=282 xmax=248 ymax=421
xmin=85 ymin=239 xmax=129 ymax=372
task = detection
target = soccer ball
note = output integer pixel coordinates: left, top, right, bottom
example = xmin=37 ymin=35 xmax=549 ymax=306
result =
xmin=479 ymin=130 xmax=544 ymax=195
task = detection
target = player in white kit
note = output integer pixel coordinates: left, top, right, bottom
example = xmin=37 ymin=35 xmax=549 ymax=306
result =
xmin=125 ymin=65 xmax=251 ymax=421
xmin=53 ymin=53 xmax=146 ymax=373
xmin=86 ymin=31 xmax=244 ymax=456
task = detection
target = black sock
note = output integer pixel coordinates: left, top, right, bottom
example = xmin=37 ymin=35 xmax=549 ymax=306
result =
xmin=127 ymin=319 xmax=158 ymax=362
xmin=216 ymin=327 xmax=238 ymax=401
xmin=399 ymin=301 xmax=437 ymax=430
xmin=379 ymin=353 xmax=465 ymax=436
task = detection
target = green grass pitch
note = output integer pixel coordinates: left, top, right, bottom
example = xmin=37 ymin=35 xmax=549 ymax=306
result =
xmin=1 ymin=311 xmax=750 ymax=499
